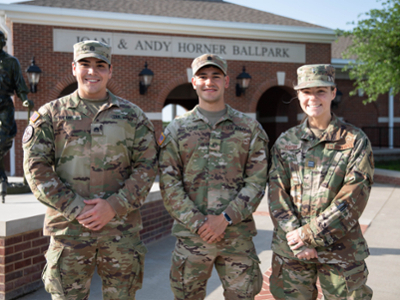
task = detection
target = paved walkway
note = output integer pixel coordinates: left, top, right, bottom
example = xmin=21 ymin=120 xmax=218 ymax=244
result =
xmin=16 ymin=182 xmax=400 ymax=300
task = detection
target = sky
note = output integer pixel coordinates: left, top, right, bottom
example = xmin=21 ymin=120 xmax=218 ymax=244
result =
xmin=0 ymin=0 xmax=385 ymax=120
xmin=0 ymin=0 xmax=385 ymax=31
xmin=227 ymin=0 xmax=384 ymax=31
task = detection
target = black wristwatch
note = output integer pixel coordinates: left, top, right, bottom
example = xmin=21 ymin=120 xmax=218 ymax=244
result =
xmin=222 ymin=211 xmax=233 ymax=226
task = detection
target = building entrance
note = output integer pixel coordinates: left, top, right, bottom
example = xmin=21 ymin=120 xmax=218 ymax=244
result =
xmin=162 ymin=83 xmax=198 ymax=127
xmin=256 ymin=86 xmax=298 ymax=146
xmin=59 ymin=83 xmax=78 ymax=98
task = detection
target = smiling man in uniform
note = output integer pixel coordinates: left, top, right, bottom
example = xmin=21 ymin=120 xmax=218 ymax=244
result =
xmin=23 ymin=40 xmax=158 ymax=300
xmin=159 ymin=54 xmax=269 ymax=300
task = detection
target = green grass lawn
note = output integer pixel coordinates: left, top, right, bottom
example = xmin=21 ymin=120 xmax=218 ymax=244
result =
xmin=375 ymin=159 xmax=400 ymax=171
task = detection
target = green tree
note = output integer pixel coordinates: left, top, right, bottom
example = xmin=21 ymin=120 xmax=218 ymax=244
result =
xmin=340 ymin=0 xmax=400 ymax=103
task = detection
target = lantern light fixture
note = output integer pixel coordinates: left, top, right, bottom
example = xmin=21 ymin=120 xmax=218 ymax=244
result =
xmin=139 ymin=62 xmax=154 ymax=95
xmin=236 ymin=66 xmax=251 ymax=97
xmin=25 ymin=57 xmax=42 ymax=93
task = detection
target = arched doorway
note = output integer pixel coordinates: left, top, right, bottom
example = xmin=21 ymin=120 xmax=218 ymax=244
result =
xmin=59 ymin=82 xmax=77 ymax=98
xmin=162 ymin=83 xmax=198 ymax=127
xmin=256 ymin=86 xmax=298 ymax=146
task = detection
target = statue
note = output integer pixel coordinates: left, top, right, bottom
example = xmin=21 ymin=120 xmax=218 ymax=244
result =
xmin=0 ymin=30 xmax=33 ymax=203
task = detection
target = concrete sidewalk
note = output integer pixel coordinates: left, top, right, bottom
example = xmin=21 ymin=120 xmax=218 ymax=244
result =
xmin=16 ymin=182 xmax=400 ymax=300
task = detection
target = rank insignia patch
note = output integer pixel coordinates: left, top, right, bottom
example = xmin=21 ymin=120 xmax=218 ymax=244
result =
xmin=158 ymin=133 xmax=166 ymax=146
xmin=22 ymin=125 xmax=34 ymax=144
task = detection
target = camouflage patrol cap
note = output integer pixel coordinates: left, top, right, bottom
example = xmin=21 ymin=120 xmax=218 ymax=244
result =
xmin=73 ymin=40 xmax=111 ymax=65
xmin=191 ymin=54 xmax=227 ymax=76
xmin=294 ymin=64 xmax=336 ymax=90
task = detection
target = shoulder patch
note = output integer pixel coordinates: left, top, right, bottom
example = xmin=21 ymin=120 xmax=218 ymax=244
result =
xmin=369 ymin=151 xmax=374 ymax=169
xmin=30 ymin=111 xmax=41 ymax=124
xmin=22 ymin=125 xmax=34 ymax=144
xmin=158 ymin=132 xmax=166 ymax=146
xmin=358 ymin=149 xmax=374 ymax=181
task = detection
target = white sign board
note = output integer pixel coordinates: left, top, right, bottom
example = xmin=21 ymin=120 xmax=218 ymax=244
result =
xmin=54 ymin=29 xmax=306 ymax=63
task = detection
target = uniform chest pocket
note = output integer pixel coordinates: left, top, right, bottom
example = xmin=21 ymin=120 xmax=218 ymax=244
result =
xmin=55 ymin=120 xmax=91 ymax=159
xmin=91 ymin=123 xmax=130 ymax=157
xmin=178 ymin=127 xmax=209 ymax=162
xmin=280 ymin=149 xmax=302 ymax=186
xmin=99 ymin=123 xmax=127 ymax=142
xmin=280 ymin=149 xmax=303 ymax=208
xmin=59 ymin=119 xmax=90 ymax=142
xmin=320 ymin=149 xmax=352 ymax=192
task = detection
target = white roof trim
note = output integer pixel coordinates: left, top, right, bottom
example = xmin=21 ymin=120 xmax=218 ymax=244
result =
xmin=331 ymin=58 xmax=356 ymax=68
xmin=0 ymin=4 xmax=336 ymax=43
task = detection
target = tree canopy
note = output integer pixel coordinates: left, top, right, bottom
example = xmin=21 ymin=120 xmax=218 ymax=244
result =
xmin=339 ymin=0 xmax=400 ymax=103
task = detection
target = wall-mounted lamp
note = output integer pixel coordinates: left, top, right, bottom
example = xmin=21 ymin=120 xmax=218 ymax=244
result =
xmin=236 ymin=66 xmax=251 ymax=97
xmin=139 ymin=62 xmax=154 ymax=95
xmin=332 ymin=89 xmax=343 ymax=108
xmin=25 ymin=57 xmax=42 ymax=93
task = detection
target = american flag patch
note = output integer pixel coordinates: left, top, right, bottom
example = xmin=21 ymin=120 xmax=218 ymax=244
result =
xmin=30 ymin=111 xmax=41 ymax=123
xmin=158 ymin=133 xmax=166 ymax=146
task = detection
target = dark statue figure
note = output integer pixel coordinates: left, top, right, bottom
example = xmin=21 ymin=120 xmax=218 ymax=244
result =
xmin=0 ymin=30 xmax=33 ymax=202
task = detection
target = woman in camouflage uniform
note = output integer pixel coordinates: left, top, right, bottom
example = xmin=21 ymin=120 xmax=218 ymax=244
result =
xmin=268 ymin=64 xmax=374 ymax=300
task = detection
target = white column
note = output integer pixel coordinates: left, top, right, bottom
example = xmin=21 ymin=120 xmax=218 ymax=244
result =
xmin=0 ymin=16 xmax=12 ymax=54
xmin=389 ymin=88 xmax=394 ymax=149
xmin=172 ymin=104 xmax=177 ymax=120
xmin=187 ymin=68 xmax=193 ymax=83
xmin=277 ymin=72 xmax=286 ymax=86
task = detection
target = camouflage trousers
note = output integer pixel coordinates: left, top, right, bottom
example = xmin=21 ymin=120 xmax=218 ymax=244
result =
xmin=42 ymin=234 xmax=147 ymax=300
xmin=170 ymin=236 xmax=263 ymax=300
xmin=270 ymin=253 xmax=373 ymax=300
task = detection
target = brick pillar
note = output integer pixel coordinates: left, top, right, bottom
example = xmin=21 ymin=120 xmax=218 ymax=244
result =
xmin=0 ymin=192 xmax=170 ymax=299
xmin=0 ymin=229 xmax=49 ymax=300
xmin=139 ymin=199 xmax=173 ymax=244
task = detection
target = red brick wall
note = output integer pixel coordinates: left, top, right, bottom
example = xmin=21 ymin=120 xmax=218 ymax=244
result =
xmin=333 ymin=79 xmax=384 ymax=128
xmin=0 ymin=229 xmax=49 ymax=300
xmin=140 ymin=199 xmax=173 ymax=245
xmin=0 ymin=198 xmax=172 ymax=299
xmin=374 ymin=174 xmax=400 ymax=186
xmin=331 ymin=79 xmax=400 ymax=147
xmin=10 ymin=23 xmax=334 ymax=175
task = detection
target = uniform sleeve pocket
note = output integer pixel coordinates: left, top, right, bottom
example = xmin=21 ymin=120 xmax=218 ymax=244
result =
xmin=343 ymin=261 xmax=369 ymax=293
xmin=169 ymin=250 xmax=188 ymax=299
xmin=269 ymin=253 xmax=285 ymax=299
xmin=42 ymin=243 xmax=65 ymax=296
xmin=248 ymin=252 xmax=263 ymax=297
xmin=133 ymin=240 xmax=148 ymax=255
xmin=129 ymin=239 xmax=148 ymax=294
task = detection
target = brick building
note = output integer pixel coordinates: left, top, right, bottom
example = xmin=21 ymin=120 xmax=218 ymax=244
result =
xmin=0 ymin=1 xmax=399 ymax=299
xmin=0 ymin=0 xmax=397 ymax=176
xmin=331 ymin=36 xmax=400 ymax=149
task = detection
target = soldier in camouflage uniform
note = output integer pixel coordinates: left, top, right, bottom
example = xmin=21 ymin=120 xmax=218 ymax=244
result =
xmin=268 ymin=64 xmax=374 ymax=300
xmin=0 ymin=30 xmax=32 ymax=184
xmin=23 ymin=41 xmax=158 ymax=300
xmin=159 ymin=53 xmax=269 ymax=300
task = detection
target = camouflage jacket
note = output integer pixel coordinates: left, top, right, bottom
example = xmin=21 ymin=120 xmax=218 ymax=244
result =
xmin=268 ymin=114 xmax=374 ymax=263
xmin=159 ymin=105 xmax=269 ymax=239
xmin=0 ymin=51 xmax=29 ymax=100
xmin=23 ymin=90 xmax=158 ymax=237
